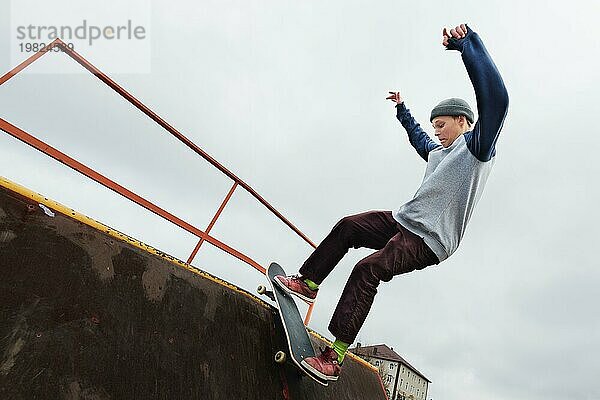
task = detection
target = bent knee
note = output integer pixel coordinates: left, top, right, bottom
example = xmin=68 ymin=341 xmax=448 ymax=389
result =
xmin=351 ymin=261 xmax=393 ymax=287
xmin=334 ymin=215 xmax=359 ymax=230
xmin=331 ymin=215 xmax=361 ymax=242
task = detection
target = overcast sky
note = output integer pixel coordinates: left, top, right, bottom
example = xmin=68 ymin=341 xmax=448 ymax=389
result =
xmin=1 ymin=1 xmax=599 ymax=399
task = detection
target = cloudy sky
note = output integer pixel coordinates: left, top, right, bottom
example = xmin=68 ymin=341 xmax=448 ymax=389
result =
xmin=1 ymin=1 xmax=599 ymax=399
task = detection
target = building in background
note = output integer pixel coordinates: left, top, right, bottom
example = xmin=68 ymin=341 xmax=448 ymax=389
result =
xmin=351 ymin=344 xmax=431 ymax=400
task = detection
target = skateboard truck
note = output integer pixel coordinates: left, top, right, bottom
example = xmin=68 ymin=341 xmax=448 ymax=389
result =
xmin=257 ymin=285 xmax=275 ymax=301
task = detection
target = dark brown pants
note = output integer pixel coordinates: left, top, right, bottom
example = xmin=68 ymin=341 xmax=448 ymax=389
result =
xmin=299 ymin=211 xmax=439 ymax=344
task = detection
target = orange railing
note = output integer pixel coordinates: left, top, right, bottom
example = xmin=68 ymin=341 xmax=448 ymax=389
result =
xmin=0 ymin=39 xmax=318 ymax=324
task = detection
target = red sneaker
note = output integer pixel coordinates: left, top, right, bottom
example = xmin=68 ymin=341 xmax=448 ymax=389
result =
xmin=301 ymin=347 xmax=341 ymax=381
xmin=274 ymin=275 xmax=318 ymax=303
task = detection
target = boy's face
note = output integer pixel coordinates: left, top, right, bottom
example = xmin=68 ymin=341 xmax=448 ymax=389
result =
xmin=432 ymin=116 xmax=465 ymax=147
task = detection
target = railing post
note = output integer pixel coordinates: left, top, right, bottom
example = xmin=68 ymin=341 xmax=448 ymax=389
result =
xmin=304 ymin=302 xmax=315 ymax=326
xmin=187 ymin=181 xmax=238 ymax=264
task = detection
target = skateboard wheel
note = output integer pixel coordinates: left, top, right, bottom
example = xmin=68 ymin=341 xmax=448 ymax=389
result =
xmin=275 ymin=351 xmax=287 ymax=364
xmin=257 ymin=285 xmax=267 ymax=295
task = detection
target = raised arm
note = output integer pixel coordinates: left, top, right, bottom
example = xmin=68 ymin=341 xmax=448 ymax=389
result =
xmin=444 ymin=24 xmax=509 ymax=161
xmin=387 ymin=91 xmax=440 ymax=161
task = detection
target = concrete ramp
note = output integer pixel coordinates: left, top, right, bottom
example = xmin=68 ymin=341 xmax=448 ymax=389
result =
xmin=0 ymin=177 xmax=386 ymax=400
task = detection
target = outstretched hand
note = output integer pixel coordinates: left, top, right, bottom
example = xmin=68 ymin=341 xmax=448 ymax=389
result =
xmin=386 ymin=91 xmax=403 ymax=105
xmin=442 ymin=23 xmax=468 ymax=47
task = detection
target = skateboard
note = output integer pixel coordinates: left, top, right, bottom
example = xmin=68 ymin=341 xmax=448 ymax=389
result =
xmin=257 ymin=262 xmax=328 ymax=386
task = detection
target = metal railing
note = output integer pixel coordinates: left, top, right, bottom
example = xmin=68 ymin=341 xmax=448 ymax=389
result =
xmin=0 ymin=39 xmax=318 ymax=324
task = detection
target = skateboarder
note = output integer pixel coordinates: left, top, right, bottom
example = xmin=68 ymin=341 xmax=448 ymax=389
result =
xmin=275 ymin=23 xmax=509 ymax=381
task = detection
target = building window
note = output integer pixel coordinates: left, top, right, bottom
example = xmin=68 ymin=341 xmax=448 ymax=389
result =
xmin=390 ymin=363 xmax=395 ymax=370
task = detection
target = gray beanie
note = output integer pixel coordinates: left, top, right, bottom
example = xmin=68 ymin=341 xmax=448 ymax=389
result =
xmin=430 ymin=98 xmax=474 ymax=124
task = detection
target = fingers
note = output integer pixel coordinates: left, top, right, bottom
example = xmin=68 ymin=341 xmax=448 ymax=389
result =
xmin=442 ymin=27 xmax=451 ymax=46
xmin=386 ymin=92 xmax=402 ymax=103
xmin=443 ymin=24 xmax=468 ymax=45
xmin=450 ymin=24 xmax=467 ymax=39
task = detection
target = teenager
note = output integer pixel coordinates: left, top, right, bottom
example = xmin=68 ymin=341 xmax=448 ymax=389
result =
xmin=276 ymin=23 xmax=509 ymax=381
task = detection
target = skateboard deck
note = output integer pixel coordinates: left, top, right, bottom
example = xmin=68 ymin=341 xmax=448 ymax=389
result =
xmin=262 ymin=262 xmax=328 ymax=386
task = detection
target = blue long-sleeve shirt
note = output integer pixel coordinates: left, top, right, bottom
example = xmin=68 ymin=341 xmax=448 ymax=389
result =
xmin=392 ymin=26 xmax=509 ymax=262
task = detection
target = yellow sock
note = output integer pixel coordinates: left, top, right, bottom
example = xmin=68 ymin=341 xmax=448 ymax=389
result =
xmin=332 ymin=339 xmax=349 ymax=364
xmin=303 ymin=278 xmax=319 ymax=291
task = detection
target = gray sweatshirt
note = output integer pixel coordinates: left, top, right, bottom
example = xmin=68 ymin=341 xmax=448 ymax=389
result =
xmin=392 ymin=27 xmax=509 ymax=262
